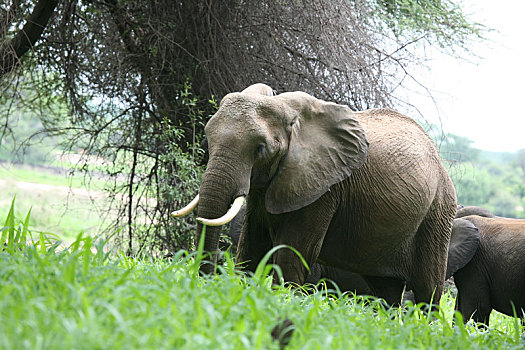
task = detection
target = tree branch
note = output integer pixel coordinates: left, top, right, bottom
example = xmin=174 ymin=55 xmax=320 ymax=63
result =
xmin=0 ymin=0 xmax=58 ymax=77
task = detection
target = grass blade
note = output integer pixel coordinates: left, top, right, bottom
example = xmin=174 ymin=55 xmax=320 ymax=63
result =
xmin=20 ymin=207 xmax=32 ymax=245
xmin=2 ymin=197 xmax=16 ymax=248
xmin=253 ymin=244 xmax=310 ymax=284
xmin=190 ymin=225 xmax=207 ymax=277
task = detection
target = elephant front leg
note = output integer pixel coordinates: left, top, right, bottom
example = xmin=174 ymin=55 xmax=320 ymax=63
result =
xmin=271 ymin=238 xmax=325 ymax=285
xmin=271 ymin=197 xmax=337 ymax=285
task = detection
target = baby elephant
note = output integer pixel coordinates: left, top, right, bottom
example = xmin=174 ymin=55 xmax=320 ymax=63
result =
xmin=447 ymin=211 xmax=525 ymax=325
xmin=455 ymin=205 xmax=495 ymax=219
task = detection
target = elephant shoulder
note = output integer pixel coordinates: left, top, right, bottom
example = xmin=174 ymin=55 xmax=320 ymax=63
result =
xmin=356 ymin=108 xmax=422 ymax=129
xmin=358 ymin=108 xmax=413 ymax=122
xmin=355 ymin=109 xmax=437 ymax=150
xmin=355 ymin=109 xmax=442 ymax=175
xmin=473 ymin=216 xmax=525 ymax=237
xmin=461 ymin=215 xmax=512 ymax=243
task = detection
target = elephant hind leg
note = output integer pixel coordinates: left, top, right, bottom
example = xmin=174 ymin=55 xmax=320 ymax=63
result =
xmin=409 ymin=205 xmax=453 ymax=306
xmin=362 ymin=275 xmax=406 ymax=307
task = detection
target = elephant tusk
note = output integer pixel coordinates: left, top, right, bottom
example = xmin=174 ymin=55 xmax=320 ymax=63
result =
xmin=197 ymin=196 xmax=246 ymax=226
xmin=171 ymin=194 xmax=200 ymax=217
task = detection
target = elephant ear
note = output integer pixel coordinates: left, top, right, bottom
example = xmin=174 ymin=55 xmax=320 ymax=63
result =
xmin=265 ymin=92 xmax=369 ymax=214
xmin=446 ymin=218 xmax=480 ymax=280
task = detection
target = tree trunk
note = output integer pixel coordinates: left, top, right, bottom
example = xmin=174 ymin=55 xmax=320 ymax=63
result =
xmin=0 ymin=0 xmax=58 ymax=77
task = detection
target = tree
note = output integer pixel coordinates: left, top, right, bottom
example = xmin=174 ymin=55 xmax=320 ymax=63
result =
xmin=516 ymin=149 xmax=525 ymax=181
xmin=1 ymin=0 xmax=484 ymax=254
xmin=515 ymin=149 xmax=525 ymax=200
xmin=0 ymin=0 xmax=58 ymax=79
xmin=439 ymin=133 xmax=481 ymax=164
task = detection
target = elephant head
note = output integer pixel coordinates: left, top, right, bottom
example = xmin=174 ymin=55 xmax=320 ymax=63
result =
xmin=174 ymin=83 xmax=369 ymax=273
xmin=446 ymin=218 xmax=480 ymax=280
xmin=446 ymin=206 xmax=494 ymax=280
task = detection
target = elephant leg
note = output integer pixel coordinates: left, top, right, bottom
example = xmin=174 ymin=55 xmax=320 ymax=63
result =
xmin=304 ymin=263 xmax=323 ymax=285
xmin=362 ymin=275 xmax=405 ymax=307
xmin=471 ymin=307 xmax=492 ymax=326
xmin=235 ymin=215 xmax=272 ymax=273
xmin=409 ymin=208 xmax=452 ymax=307
xmin=454 ymin=269 xmax=492 ymax=326
xmin=271 ymin=246 xmax=315 ymax=285
xmin=271 ymin=226 xmax=326 ymax=285
xmin=456 ymin=292 xmax=492 ymax=326
xmin=271 ymin=195 xmax=338 ymax=285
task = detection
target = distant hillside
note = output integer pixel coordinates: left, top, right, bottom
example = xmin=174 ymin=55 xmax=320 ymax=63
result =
xmin=434 ymin=132 xmax=525 ymax=218
xmin=479 ymin=150 xmax=516 ymax=164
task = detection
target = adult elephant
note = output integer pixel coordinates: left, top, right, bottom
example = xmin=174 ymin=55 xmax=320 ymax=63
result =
xmin=447 ymin=214 xmax=525 ymax=325
xmin=174 ymin=83 xmax=456 ymax=306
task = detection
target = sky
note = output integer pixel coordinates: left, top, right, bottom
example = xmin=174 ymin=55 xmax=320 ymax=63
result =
xmin=407 ymin=0 xmax=525 ymax=153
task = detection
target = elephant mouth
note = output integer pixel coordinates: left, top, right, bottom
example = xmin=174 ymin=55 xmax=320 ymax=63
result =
xmin=250 ymin=149 xmax=283 ymax=190
xmin=250 ymin=170 xmax=271 ymax=189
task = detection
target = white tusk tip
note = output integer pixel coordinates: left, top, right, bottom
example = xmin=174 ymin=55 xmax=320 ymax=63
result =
xmin=171 ymin=194 xmax=200 ymax=218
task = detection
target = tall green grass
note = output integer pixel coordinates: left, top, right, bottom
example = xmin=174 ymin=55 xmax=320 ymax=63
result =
xmin=0 ymin=200 xmax=523 ymax=349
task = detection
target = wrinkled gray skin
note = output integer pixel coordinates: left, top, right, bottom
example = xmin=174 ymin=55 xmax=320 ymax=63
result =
xmin=195 ymin=83 xmax=456 ymax=306
xmin=455 ymin=206 xmax=495 ymax=219
xmin=229 ymin=204 xmax=372 ymax=294
xmin=448 ymin=212 xmax=525 ymax=325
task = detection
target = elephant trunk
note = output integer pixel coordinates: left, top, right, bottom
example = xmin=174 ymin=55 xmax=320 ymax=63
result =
xmin=196 ymin=157 xmax=250 ymax=274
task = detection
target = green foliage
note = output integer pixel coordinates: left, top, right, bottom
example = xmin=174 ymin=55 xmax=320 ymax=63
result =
xmin=440 ymin=135 xmax=525 ymax=218
xmin=0 ymin=110 xmax=60 ymax=165
xmin=0 ymin=197 xmax=29 ymax=252
xmin=449 ymin=163 xmax=493 ymax=204
xmin=373 ymin=0 xmax=484 ymax=49
xmin=439 ymin=133 xmax=481 ymax=163
xmin=129 ymin=81 xmax=209 ymax=254
xmin=0 ymin=71 xmax=71 ymax=165
xmin=1 ymin=202 xmax=523 ymax=349
xmin=450 ymin=158 xmax=525 ymax=218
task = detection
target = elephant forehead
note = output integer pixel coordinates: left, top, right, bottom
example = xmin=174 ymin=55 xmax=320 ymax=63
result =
xmin=206 ymin=95 xmax=289 ymax=135
xmin=206 ymin=101 xmax=257 ymax=134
